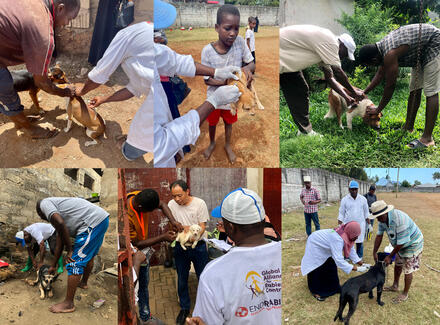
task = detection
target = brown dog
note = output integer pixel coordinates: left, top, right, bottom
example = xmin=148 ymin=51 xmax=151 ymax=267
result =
xmin=326 ymin=87 xmax=382 ymax=130
xmin=226 ymin=70 xmax=264 ymax=116
xmin=49 ymin=66 xmax=106 ymax=146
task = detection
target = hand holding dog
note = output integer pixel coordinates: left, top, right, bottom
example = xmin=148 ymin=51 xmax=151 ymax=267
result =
xmin=207 ymin=85 xmax=241 ymax=108
xmin=214 ymin=66 xmax=241 ymax=80
xmin=242 ymin=67 xmax=254 ymax=87
xmin=88 ymin=96 xmax=107 ymax=109
xmin=171 ymin=221 xmax=184 ymax=233
xmin=63 ymin=84 xmax=76 ymax=97
xmin=352 ymin=88 xmax=365 ymax=101
xmin=384 ymin=255 xmax=392 ymax=266
xmin=66 ymin=251 xmax=75 ymax=263
xmin=75 ymin=83 xmax=85 ymax=97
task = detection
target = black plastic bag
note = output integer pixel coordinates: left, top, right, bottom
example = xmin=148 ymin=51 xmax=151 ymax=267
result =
xmin=170 ymin=76 xmax=191 ymax=105
xmin=115 ymin=0 xmax=134 ymax=29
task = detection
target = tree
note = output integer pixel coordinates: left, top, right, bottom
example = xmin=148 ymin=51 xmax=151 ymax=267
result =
xmin=433 ymin=172 xmax=440 ymax=181
xmin=414 ymin=180 xmax=421 ymax=186
xmin=401 ymin=180 xmax=411 ymax=188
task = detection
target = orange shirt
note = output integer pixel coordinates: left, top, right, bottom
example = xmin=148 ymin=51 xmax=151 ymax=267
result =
xmin=127 ymin=192 xmax=149 ymax=243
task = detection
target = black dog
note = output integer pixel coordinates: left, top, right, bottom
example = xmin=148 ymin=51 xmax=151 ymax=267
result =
xmin=11 ymin=70 xmax=44 ymax=114
xmin=334 ymin=259 xmax=387 ymax=325
xmin=29 ymin=264 xmax=59 ymax=299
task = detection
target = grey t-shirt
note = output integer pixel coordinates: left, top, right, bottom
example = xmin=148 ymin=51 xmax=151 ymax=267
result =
xmin=40 ymin=197 xmax=109 ymax=237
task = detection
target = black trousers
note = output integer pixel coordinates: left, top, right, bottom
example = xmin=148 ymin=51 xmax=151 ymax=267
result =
xmin=280 ymin=71 xmax=312 ymax=133
xmin=307 ymin=257 xmax=341 ymax=298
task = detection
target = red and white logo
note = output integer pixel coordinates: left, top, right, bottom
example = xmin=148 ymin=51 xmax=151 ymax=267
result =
xmin=235 ymin=307 xmax=249 ymax=317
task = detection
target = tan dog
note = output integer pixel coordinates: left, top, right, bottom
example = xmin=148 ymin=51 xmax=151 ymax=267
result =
xmin=176 ymin=224 xmax=202 ymax=250
xmin=226 ymin=70 xmax=264 ymax=116
xmin=326 ymin=88 xmax=382 ymax=130
xmin=50 ymin=66 xmax=106 ymax=146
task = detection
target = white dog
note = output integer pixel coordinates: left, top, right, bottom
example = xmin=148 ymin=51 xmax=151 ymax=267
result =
xmin=176 ymin=224 xmax=202 ymax=250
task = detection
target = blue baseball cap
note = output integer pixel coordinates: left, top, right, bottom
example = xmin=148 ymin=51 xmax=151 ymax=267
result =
xmin=349 ymin=180 xmax=359 ymax=189
xmin=154 ymin=0 xmax=177 ymax=30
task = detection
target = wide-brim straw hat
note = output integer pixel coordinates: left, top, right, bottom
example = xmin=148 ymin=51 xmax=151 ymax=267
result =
xmin=369 ymin=200 xmax=394 ymax=219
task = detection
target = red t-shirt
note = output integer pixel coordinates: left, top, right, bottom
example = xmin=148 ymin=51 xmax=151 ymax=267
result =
xmin=0 ymin=0 xmax=54 ymax=75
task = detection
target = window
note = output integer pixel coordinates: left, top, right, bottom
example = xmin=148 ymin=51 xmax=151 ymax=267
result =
xmin=64 ymin=168 xmax=78 ymax=181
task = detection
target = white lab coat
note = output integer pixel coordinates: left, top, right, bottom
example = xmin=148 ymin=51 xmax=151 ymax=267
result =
xmin=338 ymin=194 xmax=370 ymax=244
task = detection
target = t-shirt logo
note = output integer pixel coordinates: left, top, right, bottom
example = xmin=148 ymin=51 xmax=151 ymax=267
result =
xmin=235 ymin=307 xmax=248 ymax=317
xmin=245 ymin=271 xmax=264 ymax=299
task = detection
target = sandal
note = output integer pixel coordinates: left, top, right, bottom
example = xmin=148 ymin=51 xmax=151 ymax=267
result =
xmin=313 ymin=294 xmax=326 ymax=301
xmin=407 ymin=139 xmax=434 ymax=149
xmin=383 ymin=286 xmax=399 ymax=292
xmin=392 ymin=294 xmax=408 ymax=304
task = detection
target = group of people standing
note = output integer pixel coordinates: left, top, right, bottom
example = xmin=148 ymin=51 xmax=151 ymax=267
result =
xmin=298 ymin=176 xmax=424 ymax=304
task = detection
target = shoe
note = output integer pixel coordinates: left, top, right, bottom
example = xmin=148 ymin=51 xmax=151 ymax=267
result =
xmin=142 ymin=316 xmax=165 ymax=325
xmin=176 ymin=309 xmax=190 ymax=325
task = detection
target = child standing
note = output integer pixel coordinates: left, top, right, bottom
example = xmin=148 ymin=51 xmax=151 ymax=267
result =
xmin=246 ymin=16 xmax=257 ymax=64
xmin=201 ymin=5 xmax=255 ymax=164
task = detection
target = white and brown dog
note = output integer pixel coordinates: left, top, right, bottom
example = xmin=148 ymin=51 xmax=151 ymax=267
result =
xmin=226 ymin=69 xmax=264 ymax=116
xmin=176 ymin=224 xmax=202 ymax=250
xmin=49 ymin=66 xmax=106 ymax=146
xmin=326 ymin=88 xmax=382 ymax=130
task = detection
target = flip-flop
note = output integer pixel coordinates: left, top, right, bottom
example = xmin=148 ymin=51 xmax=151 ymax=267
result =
xmin=392 ymin=295 xmax=408 ymax=304
xmin=383 ymin=286 xmax=399 ymax=292
xmin=407 ymin=139 xmax=431 ymax=149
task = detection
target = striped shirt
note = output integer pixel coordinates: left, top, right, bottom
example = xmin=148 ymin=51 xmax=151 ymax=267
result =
xmin=377 ymin=209 xmax=423 ymax=257
xmin=376 ymin=24 xmax=440 ymax=67
xmin=300 ymin=187 xmax=321 ymax=213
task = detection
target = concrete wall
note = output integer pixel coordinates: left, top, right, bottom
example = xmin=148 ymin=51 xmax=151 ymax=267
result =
xmin=282 ymin=168 xmax=371 ymax=212
xmin=57 ymin=0 xmax=152 ymax=55
xmin=0 ymin=169 xmax=116 ymax=268
xmin=279 ymin=0 xmax=354 ymax=34
xmin=172 ymin=4 xmax=279 ymax=28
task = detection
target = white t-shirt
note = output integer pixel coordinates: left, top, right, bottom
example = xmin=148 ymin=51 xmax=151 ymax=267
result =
xmin=193 ymin=241 xmax=281 ymax=324
xmin=279 ymin=25 xmax=341 ymax=73
xmin=24 ymin=223 xmax=55 ymax=245
xmin=88 ymin=22 xmax=155 ymax=152
xmin=167 ymin=197 xmax=209 ymax=226
xmin=245 ymin=29 xmax=256 ymax=52
xmin=301 ymin=229 xmax=361 ymax=276
xmin=338 ymin=194 xmax=370 ymax=243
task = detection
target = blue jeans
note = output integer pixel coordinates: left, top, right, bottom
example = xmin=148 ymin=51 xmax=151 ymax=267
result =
xmin=122 ymin=141 xmax=147 ymax=161
xmin=356 ymin=243 xmax=364 ymax=259
xmin=138 ymin=263 xmax=151 ymax=321
xmin=304 ymin=212 xmax=320 ymax=236
xmin=174 ymin=241 xmax=209 ymax=310
xmin=0 ymin=68 xmax=23 ymax=116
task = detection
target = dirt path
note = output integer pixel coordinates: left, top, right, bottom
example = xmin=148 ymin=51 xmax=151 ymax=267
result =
xmin=0 ymin=54 xmax=152 ymax=167
xmin=170 ymin=31 xmax=279 ymax=167
xmin=0 ymin=271 xmax=116 ymax=324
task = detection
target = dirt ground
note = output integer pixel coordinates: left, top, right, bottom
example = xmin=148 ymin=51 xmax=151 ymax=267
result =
xmin=0 ymin=270 xmax=117 ymax=324
xmin=168 ymin=28 xmax=279 ymax=167
xmin=282 ymin=192 xmax=440 ymax=325
xmin=0 ymin=53 xmax=152 ymax=167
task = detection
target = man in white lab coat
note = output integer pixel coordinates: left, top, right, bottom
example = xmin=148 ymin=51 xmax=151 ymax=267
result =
xmin=338 ymin=180 xmax=370 ymax=259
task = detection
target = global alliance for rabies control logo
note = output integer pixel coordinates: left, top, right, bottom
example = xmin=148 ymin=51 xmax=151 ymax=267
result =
xmin=245 ymin=271 xmax=265 ymax=299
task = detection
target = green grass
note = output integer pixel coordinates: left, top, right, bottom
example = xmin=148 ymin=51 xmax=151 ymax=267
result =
xmin=166 ymin=26 xmax=278 ymax=43
xmin=282 ymin=192 xmax=440 ymax=325
xmin=280 ymin=77 xmax=440 ymax=167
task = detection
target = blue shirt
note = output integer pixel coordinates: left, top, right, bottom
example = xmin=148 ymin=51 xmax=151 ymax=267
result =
xmin=377 ymin=209 xmax=423 ymax=257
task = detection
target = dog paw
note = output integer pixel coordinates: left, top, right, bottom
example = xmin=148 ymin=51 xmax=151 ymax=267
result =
xmin=84 ymin=140 xmax=98 ymax=147
xmin=63 ymin=127 xmax=71 ymax=133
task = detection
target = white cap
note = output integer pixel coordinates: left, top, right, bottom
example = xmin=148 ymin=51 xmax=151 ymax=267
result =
xmin=338 ymin=33 xmax=356 ymax=61
xmin=303 ymin=176 xmax=311 ymax=182
xmin=213 ymin=188 xmax=265 ymax=225
xmin=15 ymin=231 xmax=25 ymax=247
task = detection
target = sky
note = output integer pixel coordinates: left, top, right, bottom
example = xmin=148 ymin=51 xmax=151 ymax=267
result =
xmin=364 ymin=168 xmax=440 ymax=184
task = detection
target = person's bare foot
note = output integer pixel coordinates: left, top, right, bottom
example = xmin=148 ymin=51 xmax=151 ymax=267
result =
xmin=203 ymin=142 xmax=216 ymax=159
xmin=49 ymin=300 xmax=75 ymax=313
xmin=224 ymin=144 xmax=236 ymax=164
xmin=78 ymin=282 xmax=88 ymax=289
